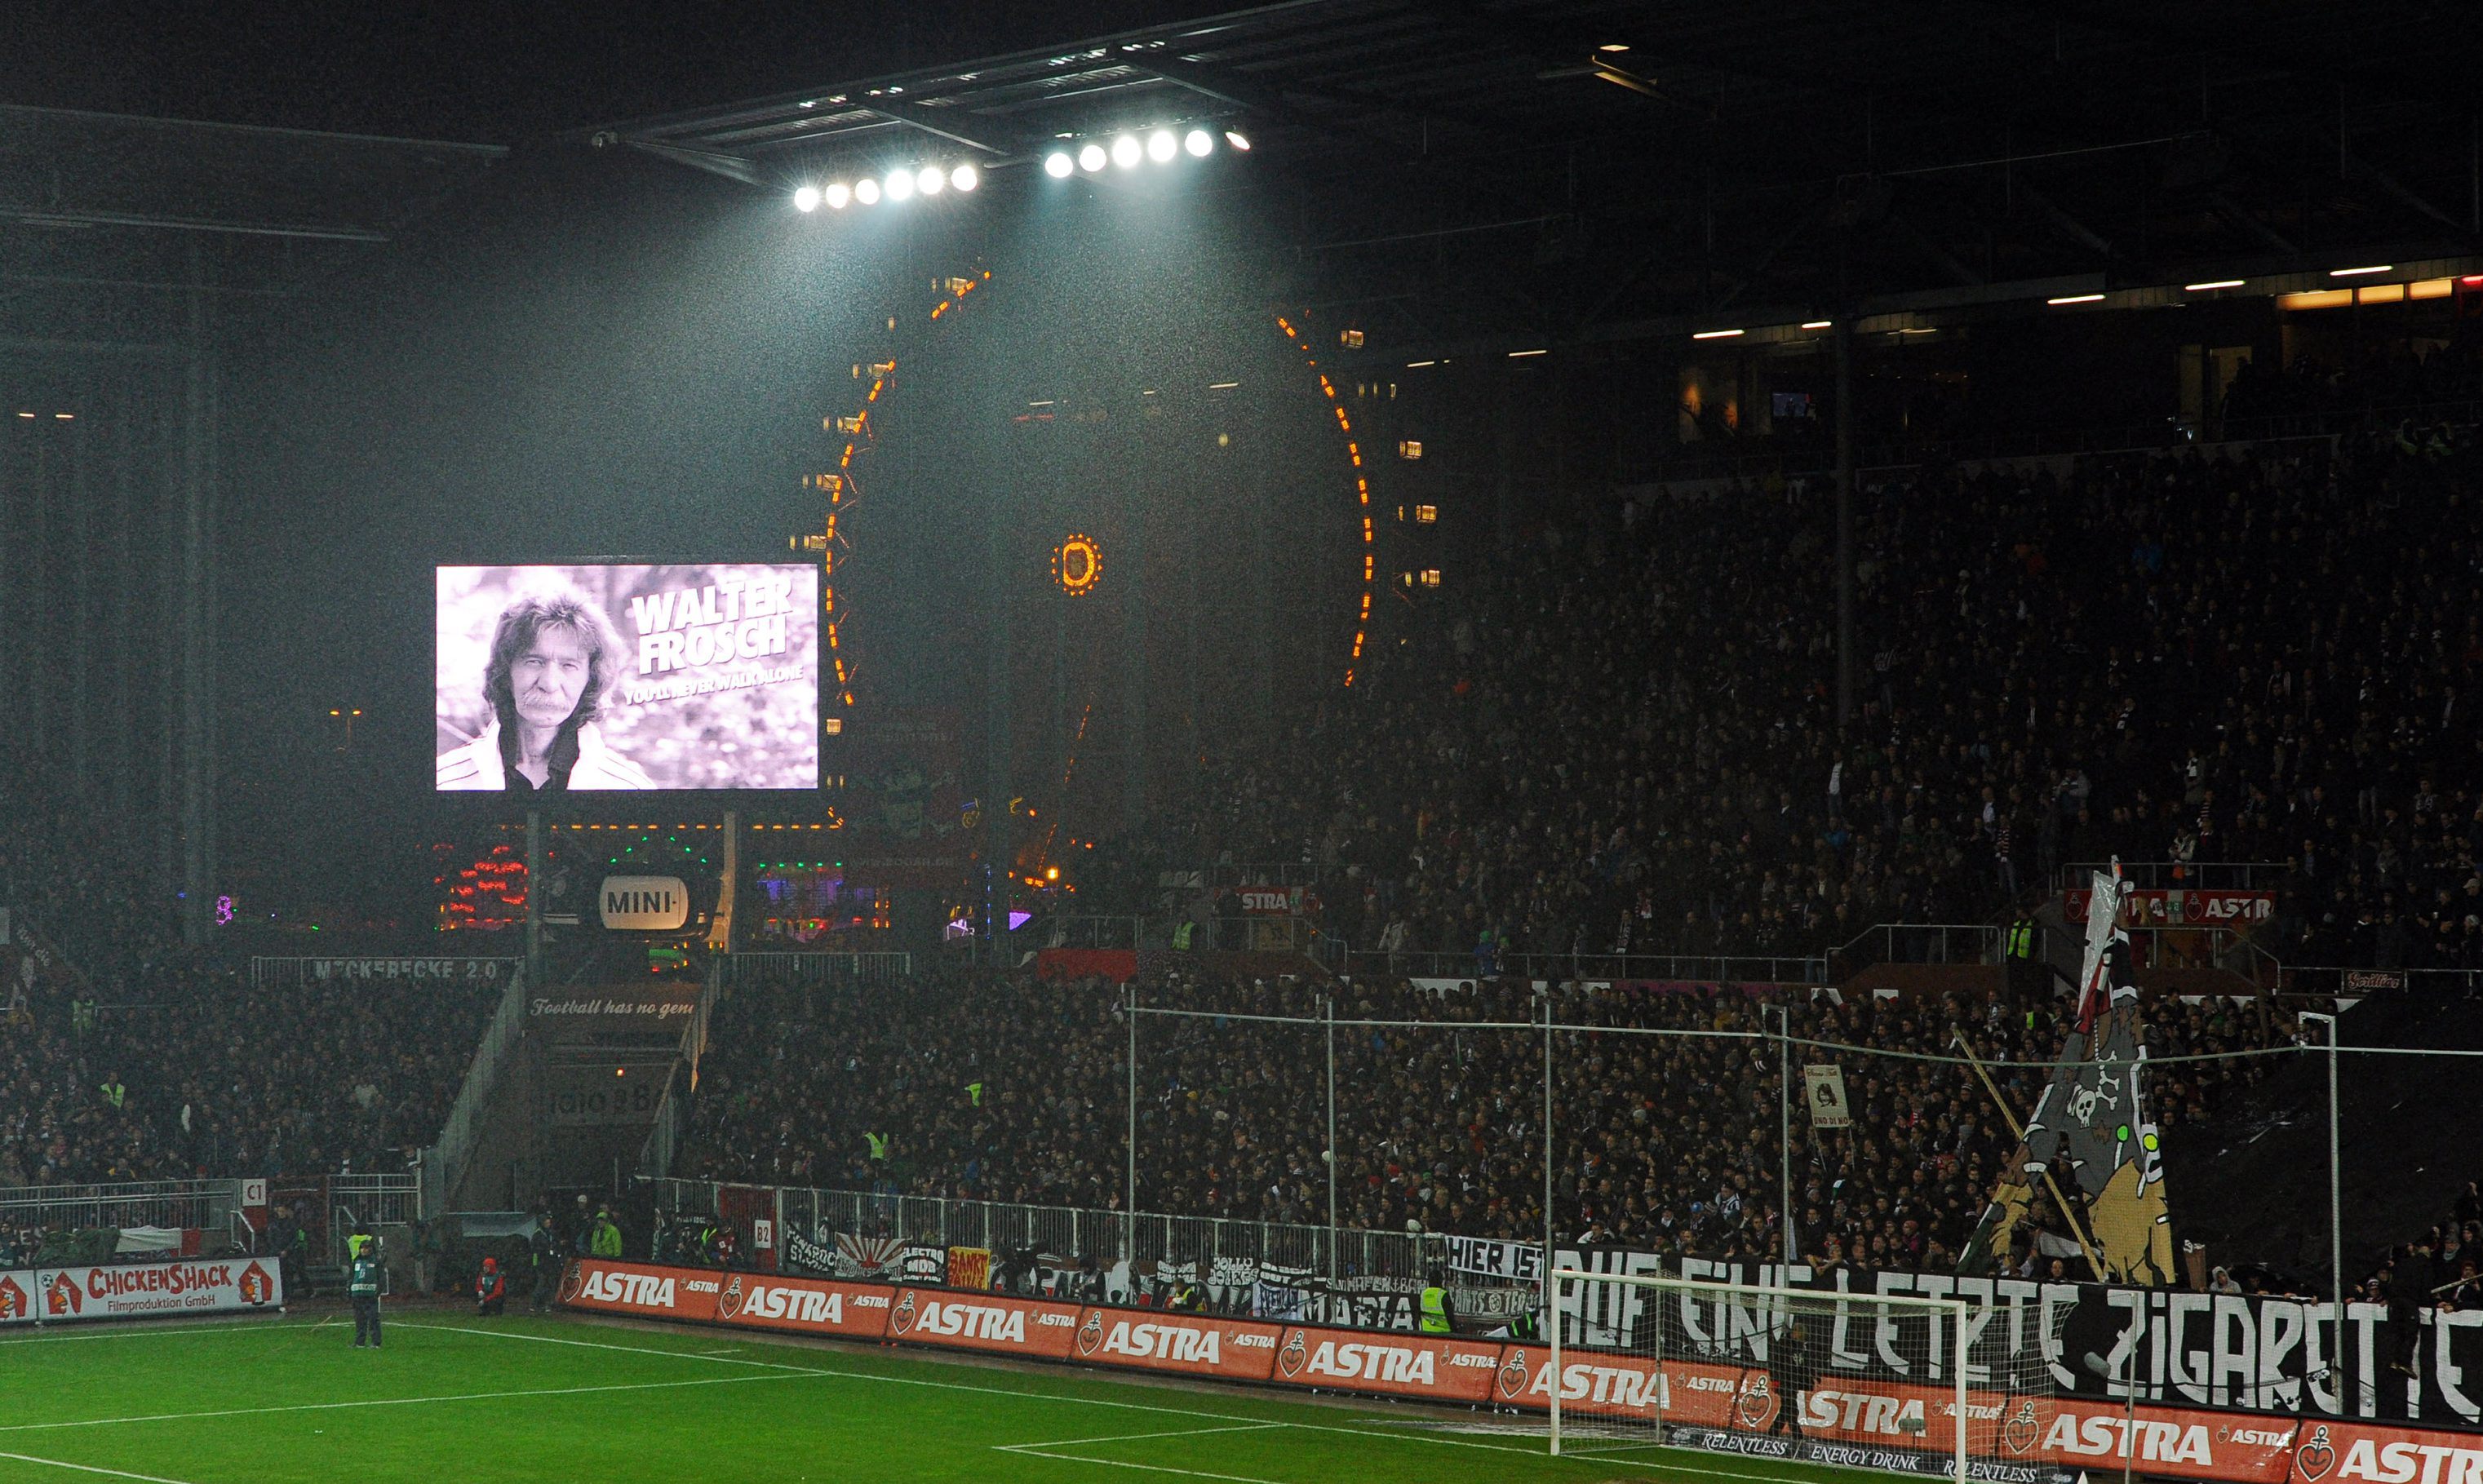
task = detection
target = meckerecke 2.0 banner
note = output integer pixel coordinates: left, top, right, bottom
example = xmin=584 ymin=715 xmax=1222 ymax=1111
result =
xmin=436 ymin=564 xmax=819 ymax=792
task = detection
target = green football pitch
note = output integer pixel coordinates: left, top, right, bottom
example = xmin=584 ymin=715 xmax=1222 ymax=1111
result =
xmin=0 ymin=1308 xmax=1876 ymax=1484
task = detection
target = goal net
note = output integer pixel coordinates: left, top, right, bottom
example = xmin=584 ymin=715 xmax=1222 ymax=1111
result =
xmin=1545 ymin=1270 xmax=2063 ymax=1482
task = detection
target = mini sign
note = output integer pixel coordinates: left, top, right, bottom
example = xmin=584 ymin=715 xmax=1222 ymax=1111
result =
xmin=601 ymin=876 xmax=689 ymax=930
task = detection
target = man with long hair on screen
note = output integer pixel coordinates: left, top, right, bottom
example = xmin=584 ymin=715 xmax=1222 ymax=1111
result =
xmin=436 ymin=591 xmax=654 ymax=792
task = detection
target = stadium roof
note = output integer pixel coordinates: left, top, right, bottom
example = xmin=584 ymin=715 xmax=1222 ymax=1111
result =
xmin=0 ymin=104 xmax=506 ymax=347
xmin=600 ymin=0 xmax=2483 ymax=343
xmin=0 ymin=104 xmax=504 ymax=245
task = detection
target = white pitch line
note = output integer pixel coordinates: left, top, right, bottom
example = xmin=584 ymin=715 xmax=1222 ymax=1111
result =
xmin=994 ymin=1449 xmax=1288 ymax=1484
xmin=0 ymin=1371 xmax=802 ymax=1435
xmin=410 ymin=1321 xmax=1539 ymax=1460
xmin=1000 ymin=1423 xmax=1285 ymax=1451
xmin=403 ymin=1320 xmax=1869 ymax=1482
xmin=0 ymin=1451 xmax=200 ymax=1484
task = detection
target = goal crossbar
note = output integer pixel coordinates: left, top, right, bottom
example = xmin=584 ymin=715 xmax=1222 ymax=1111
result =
xmin=1550 ymin=1268 xmax=1982 ymax=1482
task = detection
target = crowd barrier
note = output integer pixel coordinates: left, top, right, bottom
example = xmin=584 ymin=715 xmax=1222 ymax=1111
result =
xmin=0 ymin=1254 xmax=286 ymax=1327
xmin=655 ymin=1179 xmax=2483 ymax=1429
xmin=557 ymin=1256 xmax=2483 ymax=1484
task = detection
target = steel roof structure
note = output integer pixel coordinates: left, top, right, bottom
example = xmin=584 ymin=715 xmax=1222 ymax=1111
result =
xmin=600 ymin=0 xmax=2483 ymax=343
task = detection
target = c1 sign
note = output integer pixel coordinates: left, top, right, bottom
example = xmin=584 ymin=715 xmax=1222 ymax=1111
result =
xmin=601 ymin=876 xmax=689 ymax=930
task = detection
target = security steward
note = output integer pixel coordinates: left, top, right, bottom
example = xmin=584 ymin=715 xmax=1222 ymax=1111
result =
xmin=2004 ymin=911 xmax=2042 ymax=1000
xmin=474 ymin=1256 xmax=507 ymax=1317
xmin=349 ymin=1243 xmax=385 ymax=1349
xmin=529 ymin=1216 xmax=561 ymax=1313
xmin=1507 ymin=1304 xmax=1543 ymax=1343
xmin=1418 ymin=1271 xmax=1457 ymax=1335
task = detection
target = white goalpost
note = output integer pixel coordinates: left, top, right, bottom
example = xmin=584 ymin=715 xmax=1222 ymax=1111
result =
xmin=1548 ymin=1269 xmax=2057 ymax=1482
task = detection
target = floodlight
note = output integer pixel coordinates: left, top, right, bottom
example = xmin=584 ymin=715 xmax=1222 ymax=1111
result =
xmin=1146 ymin=130 xmax=1177 ymax=162
xmin=793 ymin=185 xmax=822 ymax=212
xmin=1078 ymin=143 xmax=1107 ymax=172
xmin=885 ymin=170 xmax=915 ymax=202
xmin=1044 ymin=152 xmax=1074 ymax=178
xmin=855 ymin=178 xmax=882 ymax=205
xmin=1224 ymin=130 xmax=1251 ymax=151
xmin=1184 ymin=128 xmax=1213 ymax=157
xmin=917 ymin=165 xmax=944 ymax=195
xmin=825 ymin=182 xmax=851 ymax=209
xmin=1110 ymin=135 xmax=1142 ymax=168
xmin=951 ymin=163 xmax=979 ymax=192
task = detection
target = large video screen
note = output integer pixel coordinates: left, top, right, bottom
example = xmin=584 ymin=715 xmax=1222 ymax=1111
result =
xmin=436 ymin=564 xmax=819 ymax=792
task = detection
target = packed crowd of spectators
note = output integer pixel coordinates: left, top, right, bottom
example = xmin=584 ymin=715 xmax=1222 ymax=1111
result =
xmin=1 ymin=745 xmax=495 ymax=1189
xmin=0 ymin=960 xmax=494 ymax=1187
xmin=1093 ymin=420 xmax=2483 ymax=979
xmin=687 ymin=418 xmax=2483 ymax=1282
xmin=682 ymin=966 xmax=2295 ymax=1274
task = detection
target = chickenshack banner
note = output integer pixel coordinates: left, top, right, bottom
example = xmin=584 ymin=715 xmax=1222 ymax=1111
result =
xmin=0 ymin=1257 xmax=283 ymax=1326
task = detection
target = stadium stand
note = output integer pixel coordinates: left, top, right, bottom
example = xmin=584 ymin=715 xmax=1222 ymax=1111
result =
xmin=682 ymin=418 xmax=2483 ymax=1285
xmin=6 ymin=420 xmax=2477 ymax=1287
xmin=1102 ymin=420 xmax=2483 ymax=972
xmin=681 ymin=967 xmax=2295 ymax=1277
xmin=0 ymin=746 xmax=495 ymax=1191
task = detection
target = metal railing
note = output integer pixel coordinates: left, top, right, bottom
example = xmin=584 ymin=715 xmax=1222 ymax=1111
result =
xmin=330 ymin=1173 xmax=419 ymax=1258
xmin=1349 ymin=948 xmax=1826 ymax=985
xmin=0 ymin=1179 xmax=233 ymax=1235
xmin=1155 ymin=862 xmax=1323 ymax=890
xmin=2051 ymin=861 xmax=2290 ymax=893
xmin=1826 ymin=922 xmax=2002 ymax=979
xmin=651 ymin=1179 xmax=1443 ymax=1298
xmin=1017 ymin=914 xmax=1338 ymax=957
xmin=1023 ymin=915 xmax=1153 ymax=951
xmin=425 ymin=962 xmax=529 ymax=1216
xmin=720 ymin=952 xmax=914 ymax=986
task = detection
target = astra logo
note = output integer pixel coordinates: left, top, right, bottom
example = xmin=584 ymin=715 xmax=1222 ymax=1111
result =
xmin=2277 ymin=1436 xmax=2483 ymax=1484
xmin=1100 ymin=1321 xmax=1222 ymax=1364
xmin=912 ymin=1301 xmax=1026 ymax=1343
xmin=1526 ymin=1361 xmax=1662 ymax=1411
xmin=579 ymin=1269 xmax=676 ymax=1309
xmin=1305 ymin=1341 xmax=1434 ymax=1385
xmin=735 ymin=1285 xmax=845 ymax=1325
xmin=2041 ymin=1414 xmax=2213 ymax=1464
xmin=1802 ymin=1389 xmax=1922 ymax=1437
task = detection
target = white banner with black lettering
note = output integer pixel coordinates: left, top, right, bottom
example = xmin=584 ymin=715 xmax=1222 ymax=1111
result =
xmin=1443 ymin=1234 xmax=1542 ymax=1283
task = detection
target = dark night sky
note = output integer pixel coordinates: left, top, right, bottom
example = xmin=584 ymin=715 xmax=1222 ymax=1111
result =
xmin=2 ymin=1 xmax=1241 ymax=141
